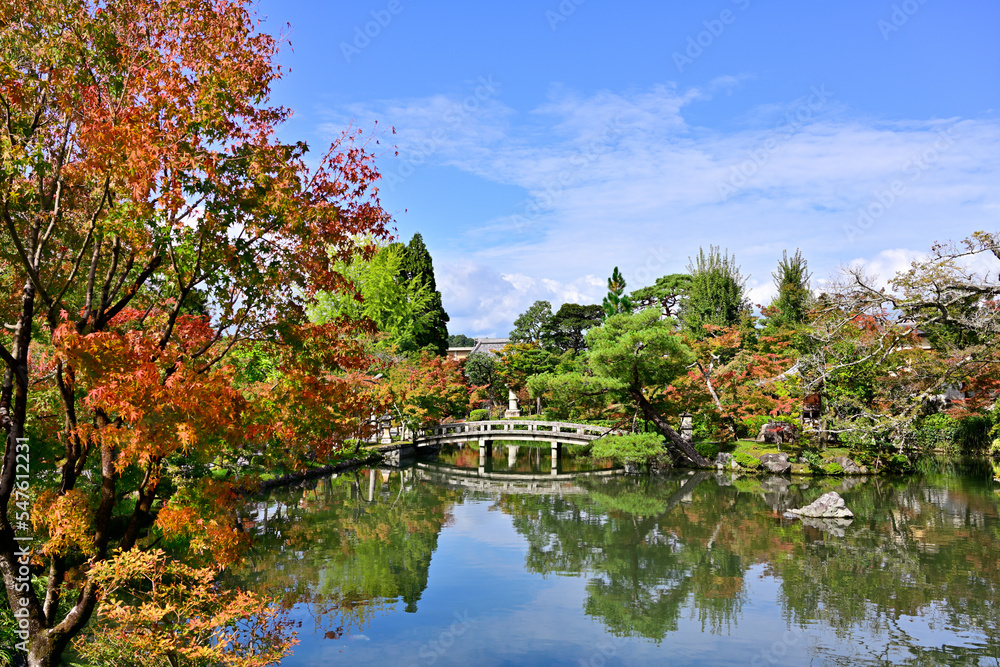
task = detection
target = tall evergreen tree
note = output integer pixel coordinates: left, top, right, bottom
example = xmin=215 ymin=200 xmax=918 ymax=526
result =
xmin=680 ymin=246 xmax=750 ymax=337
xmin=768 ymin=249 xmax=813 ymax=326
xmin=395 ymin=233 xmax=450 ymax=355
xmin=602 ymin=267 xmax=633 ymax=319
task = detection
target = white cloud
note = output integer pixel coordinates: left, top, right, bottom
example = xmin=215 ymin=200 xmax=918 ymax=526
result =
xmin=843 ymin=248 xmax=927 ymax=289
xmin=438 ymin=259 xmax=605 ymax=336
xmin=325 ymin=84 xmax=1000 ymax=336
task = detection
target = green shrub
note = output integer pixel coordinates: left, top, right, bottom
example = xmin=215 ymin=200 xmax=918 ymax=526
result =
xmin=590 ymin=433 xmax=665 ymax=467
xmin=469 ymin=409 xmax=489 ymax=422
xmin=887 ymin=453 xmax=912 ymax=473
xmin=956 ymin=414 xmax=992 ymax=453
xmin=733 ymin=450 xmax=761 ymax=470
xmin=740 ymin=415 xmax=771 ymax=439
xmin=695 ymin=441 xmax=720 ymax=460
xmin=801 ymin=451 xmax=823 ymax=469
xmin=913 ymin=413 xmax=959 ymax=451
xmin=821 ymin=461 xmax=844 ymax=476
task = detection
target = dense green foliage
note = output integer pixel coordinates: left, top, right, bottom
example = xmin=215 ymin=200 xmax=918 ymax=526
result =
xmin=630 ymin=273 xmax=692 ymax=318
xmin=309 ymin=240 xmax=434 ymax=354
xmin=767 ymin=249 xmax=812 ymax=326
xmin=587 ymin=310 xmax=694 ymax=389
xmin=394 ymin=233 xmax=450 ymax=355
xmin=510 ymin=300 xmax=552 ymax=343
xmin=541 ymin=303 xmax=604 ymax=352
xmin=680 ymin=246 xmax=750 ymax=337
xmin=590 ymin=433 xmax=666 ymax=467
xmin=527 ymin=371 xmax=623 ymax=421
xmin=464 ymin=351 xmax=505 ymax=408
xmin=447 ymin=334 xmax=476 ymax=347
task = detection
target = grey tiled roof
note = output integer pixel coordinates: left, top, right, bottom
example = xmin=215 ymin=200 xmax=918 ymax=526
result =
xmin=470 ymin=338 xmax=511 ymax=357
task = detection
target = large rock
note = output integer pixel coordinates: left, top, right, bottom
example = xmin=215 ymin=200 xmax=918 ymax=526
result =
xmin=760 ymin=452 xmax=791 ymax=474
xmin=715 ymin=453 xmax=735 ymax=470
xmin=798 ymin=516 xmax=853 ymax=537
xmin=756 ymin=422 xmax=798 ymax=445
xmin=831 ymin=456 xmax=867 ymax=475
xmin=788 ymin=491 xmax=854 ymax=519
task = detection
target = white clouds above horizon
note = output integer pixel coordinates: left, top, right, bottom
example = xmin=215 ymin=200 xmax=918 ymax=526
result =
xmin=322 ymin=83 xmax=1000 ymax=337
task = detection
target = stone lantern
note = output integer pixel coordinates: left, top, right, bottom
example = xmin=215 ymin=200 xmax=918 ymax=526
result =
xmin=379 ymin=413 xmax=393 ymax=444
xmin=505 ymin=386 xmax=521 ymax=418
xmin=680 ymin=412 xmax=693 ymax=442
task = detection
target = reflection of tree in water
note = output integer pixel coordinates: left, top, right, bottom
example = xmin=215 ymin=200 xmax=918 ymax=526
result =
xmin=226 ymin=462 xmax=1000 ymax=663
xmin=498 ymin=473 xmax=748 ymax=640
xmin=499 ymin=470 xmax=1000 ymax=662
xmin=233 ymin=469 xmax=459 ymax=637
xmin=769 ymin=475 xmax=1000 ymax=665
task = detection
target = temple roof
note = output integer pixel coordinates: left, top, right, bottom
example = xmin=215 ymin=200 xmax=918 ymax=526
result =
xmin=470 ymin=338 xmax=511 ymax=357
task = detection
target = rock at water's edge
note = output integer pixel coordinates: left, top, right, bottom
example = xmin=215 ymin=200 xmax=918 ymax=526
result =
xmin=788 ymin=491 xmax=854 ymax=519
xmin=760 ymin=452 xmax=791 ymax=474
xmin=797 ymin=516 xmax=853 ymax=537
xmin=715 ymin=453 xmax=735 ymax=470
xmin=831 ymin=456 xmax=868 ymax=475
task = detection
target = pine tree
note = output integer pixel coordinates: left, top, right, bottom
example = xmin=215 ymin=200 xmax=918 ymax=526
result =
xmin=602 ymin=267 xmax=633 ymax=319
xmin=511 ymin=300 xmax=552 ymax=342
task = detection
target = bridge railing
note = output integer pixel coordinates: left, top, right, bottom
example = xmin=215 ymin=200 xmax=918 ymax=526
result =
xmin=416 ymin=420 xmax=619 ymax=441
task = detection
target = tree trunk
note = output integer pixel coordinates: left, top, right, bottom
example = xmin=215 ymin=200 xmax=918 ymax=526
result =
xmin=694 ymin=361 xmax=738 ymax=440
xmin=27 ymin=631 xmax=71 ymax=667
xmin=630 ymin=388 xmax=712 ymax=467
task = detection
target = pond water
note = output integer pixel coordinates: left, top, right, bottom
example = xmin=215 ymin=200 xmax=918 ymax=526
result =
xmin=236 ymin=450 xmax=1000 ymax=666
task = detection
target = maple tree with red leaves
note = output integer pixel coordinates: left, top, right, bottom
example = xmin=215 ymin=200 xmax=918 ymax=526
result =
xmin=0 ymin=0 xmax=392 ymax=664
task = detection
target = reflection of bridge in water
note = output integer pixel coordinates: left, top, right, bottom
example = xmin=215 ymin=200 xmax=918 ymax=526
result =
xmin=410 ymin=420 xmax=621 ymax=475
xmin=413 ymin=461 xmax=622 ymax=496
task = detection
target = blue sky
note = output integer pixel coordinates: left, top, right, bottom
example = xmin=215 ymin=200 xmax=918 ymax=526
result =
xmin=257 ymin=0 xmax=1000 ymax=337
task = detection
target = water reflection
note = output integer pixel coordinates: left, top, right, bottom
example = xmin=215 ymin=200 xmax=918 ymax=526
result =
xmin=431 ymin=441 xmax=616 ymax=474
xmin=238 ymin=469 xmax=459 ymax=638
xmin=234 ymin=465 xmax=1000 ymax=666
